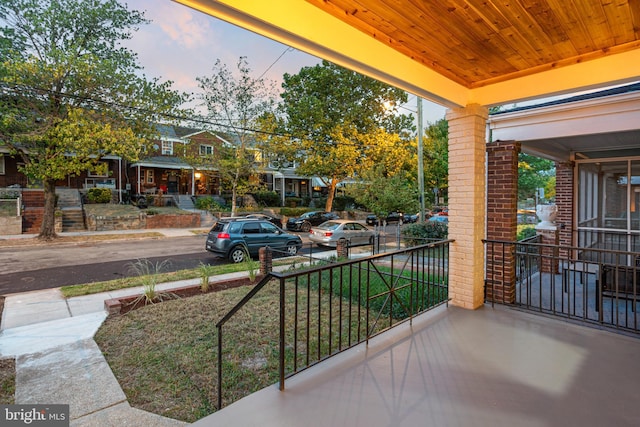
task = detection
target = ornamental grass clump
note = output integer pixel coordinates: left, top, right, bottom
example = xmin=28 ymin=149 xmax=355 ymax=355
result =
xmin=127 ymin=258 xmax=175 ymax=304
xmin=198 ymin=262 xmax=217 ymax=292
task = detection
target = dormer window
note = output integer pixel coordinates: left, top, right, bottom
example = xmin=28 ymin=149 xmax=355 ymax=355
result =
xmin=162 ymin=141 xmax=174 ymax=155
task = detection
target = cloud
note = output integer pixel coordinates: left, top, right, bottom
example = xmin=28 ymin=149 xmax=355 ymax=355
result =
xmin=149 ymin=3 xmax=212 ymax=50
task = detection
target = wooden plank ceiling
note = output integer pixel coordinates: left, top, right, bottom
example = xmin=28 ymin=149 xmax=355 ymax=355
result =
xmin=306 ymin=0 xmax=640 ymax=89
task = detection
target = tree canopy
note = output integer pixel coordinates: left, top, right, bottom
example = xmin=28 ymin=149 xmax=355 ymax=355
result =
xmin=196 ymin=57 xmax=277 ymax=215
xmin=0 ymin=0 xmax=187 ymax=238
xmin=274 ymin=60 xmax=414 ymax=212
xmin=518 ymin=153 xmax=555 ymax=202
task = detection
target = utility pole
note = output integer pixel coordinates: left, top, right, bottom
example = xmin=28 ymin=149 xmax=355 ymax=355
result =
xmin=417 ymin=97 xmax=425 ymax=222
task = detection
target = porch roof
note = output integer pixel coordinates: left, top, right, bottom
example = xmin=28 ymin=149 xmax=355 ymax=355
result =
xmin=193 ymin=305 xmax=640 ymax=427
xmin=174 ymin=0 xmax=640 ymax=109
xmin=488 ymin=82 xmax=640 ymax=161
xmin=130 ymin=156 xmax=192 ymax=170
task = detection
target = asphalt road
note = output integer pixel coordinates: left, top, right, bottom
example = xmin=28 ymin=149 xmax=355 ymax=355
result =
xmin=0 ymin=235 xmax=217 ymax=294
xmin=0 ymin=234 xmax=321 ymax=295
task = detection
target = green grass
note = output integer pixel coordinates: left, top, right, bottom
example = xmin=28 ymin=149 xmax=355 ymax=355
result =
xmin=89 ymin=255 xmax=449 ymax=423
xmin=60 ymin=258 xmax=303 ymax=298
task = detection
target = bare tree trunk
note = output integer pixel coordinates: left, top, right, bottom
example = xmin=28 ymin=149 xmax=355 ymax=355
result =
xmin=39 ymin=179 xmax=57 ymax=240
xmin=230 ymin=168 xmax=240 ymax=217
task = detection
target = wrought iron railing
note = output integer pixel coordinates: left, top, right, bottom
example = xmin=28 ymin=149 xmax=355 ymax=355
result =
xmin=485 ymin=239 xmax=640 ymax=335
xmin=215 ymin=240 xmax=452 ymax=409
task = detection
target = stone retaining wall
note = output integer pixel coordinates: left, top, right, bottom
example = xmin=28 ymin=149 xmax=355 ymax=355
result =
xmin=146 ymin=213 xmax=200 ymax=229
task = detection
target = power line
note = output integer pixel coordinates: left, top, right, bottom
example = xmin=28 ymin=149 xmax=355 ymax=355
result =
xmin=257 ymin=47 xmax=293 ymax=80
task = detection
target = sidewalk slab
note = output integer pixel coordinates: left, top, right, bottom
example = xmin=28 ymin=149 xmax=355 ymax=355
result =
xmin=16 ymin=339 xmax=126 ymax=421
xmin=1 ymin=288 xmax=70 ymax=329
xmin=0 ymin=312 xmax=106 ymax=357
xmin=73 ymin=402 xmax=187 ymax=427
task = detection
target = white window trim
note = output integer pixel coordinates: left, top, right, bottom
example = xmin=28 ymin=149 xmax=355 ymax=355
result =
xmin=162 ymin=141 xmax=174 ymax=155
xmin=0 ymin=155 xmax=5 ymax=175
xmin=200 ymin=144 xmax=214 ymax=156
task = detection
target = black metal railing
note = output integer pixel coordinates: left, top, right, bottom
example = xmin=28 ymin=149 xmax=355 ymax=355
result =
xmin=485 ymin=239 xmax=640 ymax=334
xmin=215 ymin=240 xmax=452 ymax=409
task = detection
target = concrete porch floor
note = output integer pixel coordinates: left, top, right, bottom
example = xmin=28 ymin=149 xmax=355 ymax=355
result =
xmin=193 ymin=305 xmax=640 ymax=427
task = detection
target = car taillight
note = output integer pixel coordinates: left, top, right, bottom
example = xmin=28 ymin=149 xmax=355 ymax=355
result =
xmin=217 ymin=232 xmax=230 ymax=239
xmin=325 ymin=232 xmax=333 ymax=237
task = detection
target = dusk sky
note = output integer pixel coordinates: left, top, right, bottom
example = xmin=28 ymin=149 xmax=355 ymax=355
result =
xmin=124 ymin=0 xmax=447 ymax=124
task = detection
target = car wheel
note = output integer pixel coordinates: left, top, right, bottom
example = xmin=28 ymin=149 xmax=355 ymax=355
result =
xmin=286 ymin=243 xmax=298 ymax=256
xmin=301 ymin=221 xmax=311 ymax=232
xmin=229 ymin=246 xmax=246 ymax=263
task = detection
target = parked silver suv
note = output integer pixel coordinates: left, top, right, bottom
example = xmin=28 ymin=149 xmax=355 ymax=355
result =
xmin=206 ymin=218 xmax=302 ymax=263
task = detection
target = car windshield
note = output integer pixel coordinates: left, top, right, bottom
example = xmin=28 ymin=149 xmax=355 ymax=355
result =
xmin=300 ymin=212 xmax=316 ymax=219
xmin=316 ymin=221 xmax=340 ymax=230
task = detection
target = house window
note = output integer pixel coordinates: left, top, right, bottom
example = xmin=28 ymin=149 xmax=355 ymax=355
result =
xmin=145 ymin=169 xmax=154 ymax=184
xmin=200 ymin=145 xmax=214 ymax=156
xmin=162 ymin=141 xmax=173 ymax=155
xmin=0 ymin=155 xmax=4 ymax=175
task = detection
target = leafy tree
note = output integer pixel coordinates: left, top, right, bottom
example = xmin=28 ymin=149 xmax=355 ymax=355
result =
xmin=196 ymin=57 xmax=277 ymax=215
xmin=518 ymin=153 xmax=555 ymax=202
xmin=422 ymin=119 xmax=448 ymax=206
xmin=0 ymin=0 xmax=187 ymax=239
xmin=346 ymin=128 xmax=417 ymax=214
xmin=275 ymin=60 xmax=414 ymax=212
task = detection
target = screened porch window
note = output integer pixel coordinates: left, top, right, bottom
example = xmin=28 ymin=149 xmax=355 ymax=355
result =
xmin=577 ymin=159 xmax=640 ymax=253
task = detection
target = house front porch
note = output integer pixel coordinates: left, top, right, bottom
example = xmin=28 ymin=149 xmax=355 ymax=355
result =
xmin=193 ymin=303 xmax=640 ymax=427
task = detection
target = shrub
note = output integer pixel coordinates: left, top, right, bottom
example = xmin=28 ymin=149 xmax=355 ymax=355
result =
xmin=253 ymin=191 xmax=280 ymax=207
xmin=195 ymin=196 xmax=225 ymax=212
xmin=517 ymin=225 xmax=537 ymax=241
xmin=86 ymin=188 xmax=112 ymax=204
xmin=285 ymin=197 xmax=303 ymax=208
xmin=401 ymin=222 xmax=448 ymax=246
xmin=280 ymin=207 xmax=310 ymax=217
xmin=332 ymin=195 xmax=356 ymax=211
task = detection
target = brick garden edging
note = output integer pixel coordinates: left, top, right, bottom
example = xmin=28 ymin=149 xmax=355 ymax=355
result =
xmin=104 ymin=275 xmax=263 ymax=316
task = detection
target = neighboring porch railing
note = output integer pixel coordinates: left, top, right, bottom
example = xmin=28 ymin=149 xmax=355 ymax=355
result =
xmin=484 ymin=239 xmax=640 ymax=335
xmin=215 ymin=240 xmax=452 ymax=410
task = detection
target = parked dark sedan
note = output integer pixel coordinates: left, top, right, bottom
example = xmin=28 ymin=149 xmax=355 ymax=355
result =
xmin=244 ymin=213 xmax=283 ymax=228
xmin=286 ymin=211 xmax=340 ymax=232
xmin=365 ymin=211 xmax=405 ymax=226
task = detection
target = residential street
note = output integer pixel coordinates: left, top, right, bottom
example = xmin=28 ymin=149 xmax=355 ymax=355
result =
xmin=0 ymin=235 xmax=216 ymax=294
xmin=0 ymin=233 xmax=323 ymax=295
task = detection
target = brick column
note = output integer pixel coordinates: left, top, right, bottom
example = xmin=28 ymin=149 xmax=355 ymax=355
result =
xmin=486 ymin=141 xmax=520 ymax=304
xmin=445 ymin=104 xmax=488 ymax=309
xmin=556 ymin=161 xmax=574 ymax=258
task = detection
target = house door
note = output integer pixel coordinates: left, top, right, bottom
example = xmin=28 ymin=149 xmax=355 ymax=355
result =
xmin=167 ymin=174 xmax=178 ymax=194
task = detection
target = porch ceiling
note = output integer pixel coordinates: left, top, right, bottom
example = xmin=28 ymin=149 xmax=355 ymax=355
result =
xmin=173 ymin=0 xmax=640 ymax=108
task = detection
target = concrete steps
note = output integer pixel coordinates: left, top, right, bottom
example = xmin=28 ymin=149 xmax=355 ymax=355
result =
xmin=61 ymin=208 xmax=85 ymax=232
xmin=177 ymin=194 xmax=195 ymax=210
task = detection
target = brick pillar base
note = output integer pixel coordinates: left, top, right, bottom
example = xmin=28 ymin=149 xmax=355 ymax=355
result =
xmin=259 ymin=247 xmax=272 ymax=274
xmin=336 ymin=239 xmax=348 ymax=259
xmin=537 ymin=227 xmax=559 ymax=273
